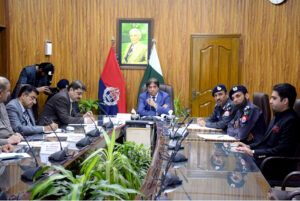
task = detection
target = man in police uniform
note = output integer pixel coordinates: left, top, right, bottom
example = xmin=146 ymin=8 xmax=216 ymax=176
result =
xmin=227 ymin=85 xmax=266 ymax=144
xmin=197 ymin=84 xmax=236 ymax=131
xmin=236 ymin=83 xmax=299 ymax=167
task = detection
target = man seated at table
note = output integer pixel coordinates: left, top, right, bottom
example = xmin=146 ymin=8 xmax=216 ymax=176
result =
xmin=138 ymin=78 xmax=171 ymax=116
xmin=0 ymin=76 xmax=23 ymax=145
xmin=197 ymin=84 xmax=236 ymax=131
xmin=38 ymin=80 xmax=94 ymax=127
xmin=227 ymin=85 xmax=266 ymax=144
xmin=6 ymin=85 xmax=58 ymax=135
xmin=236 ymin=83 xmax=300 ymax=167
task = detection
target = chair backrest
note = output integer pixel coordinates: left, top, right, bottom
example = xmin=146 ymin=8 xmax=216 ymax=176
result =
xmin=294 ymin=99 xmax=300 ymax=118
xmin=253 ymin=92 xmax=271 ymax=127
xmin=139 ymin=83 xmax=174 ymax=111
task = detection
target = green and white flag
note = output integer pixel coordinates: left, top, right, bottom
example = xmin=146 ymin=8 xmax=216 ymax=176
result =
xmin=137 ymin=43 xmax=164 ymax=99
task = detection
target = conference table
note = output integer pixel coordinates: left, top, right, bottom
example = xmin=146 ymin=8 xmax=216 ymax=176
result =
xmin=0 ymin=122 xmax=124 ymax=199
xmin=139 ymin=120 xmax=272 ymax=200
xmin=1 ymin=117 xmax=273 ymax=200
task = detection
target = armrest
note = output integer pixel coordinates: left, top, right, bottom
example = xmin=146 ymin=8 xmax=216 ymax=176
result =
xmin=288 ymin=190 xmax=300 ymax=200
xmin=260 ymin=156 xmax=300 ymax=172
xmin=282 ymin=171 xmax=300 ymax=190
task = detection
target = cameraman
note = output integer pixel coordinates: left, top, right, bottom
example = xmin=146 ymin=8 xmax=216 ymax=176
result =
xmin=11 ymin=62 xmax=55 ymax=120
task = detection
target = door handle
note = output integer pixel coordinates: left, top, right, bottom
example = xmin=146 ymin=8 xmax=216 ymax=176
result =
xmin=192 ymin=89 xmax=201 ymax=100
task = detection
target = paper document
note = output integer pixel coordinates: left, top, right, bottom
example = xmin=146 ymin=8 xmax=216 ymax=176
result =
xmin=197 ymin=134 xmax=238 ymax=141
xmin=19 ymin=141 xmax=44 ymax=147
xmin=0 ymin=152 xmax=31 ymax=160
xmin=45 ymin=132 xmax=69 ymax=138
xmin=188 ymin=124 xmax=222 ymax=131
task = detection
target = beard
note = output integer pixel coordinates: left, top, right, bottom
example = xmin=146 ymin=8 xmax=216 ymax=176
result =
xmin=235 ymin=98 xmax=247 ymax=109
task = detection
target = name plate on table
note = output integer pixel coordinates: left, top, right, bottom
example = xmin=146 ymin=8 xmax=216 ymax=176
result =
xmin=40 ymin=142 xmax=68 ymax=155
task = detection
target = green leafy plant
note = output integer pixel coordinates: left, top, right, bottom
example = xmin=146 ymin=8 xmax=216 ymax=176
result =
xmin=28 ymin=130 xmax=144 ymax=200
xmin=81 ymin=130 xmax=143 ymax=200
xmin=117 ymin=141 xmax=152 ymax=182
xmin=78 ymin=99 xmax=101 ymax=114
xmin=174 ymin=94 xmax=189 ymax=117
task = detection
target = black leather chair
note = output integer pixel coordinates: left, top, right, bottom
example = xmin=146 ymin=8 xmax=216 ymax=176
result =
xmin=253 ymin=92 xmax=271 ymax=127
xmin=138 ymin=83 xmax=175 ymax=111
xmin=271 ymin=171 xmax=300 ymax=200
xmin=294 ymin=99 xmax=300 ymax=117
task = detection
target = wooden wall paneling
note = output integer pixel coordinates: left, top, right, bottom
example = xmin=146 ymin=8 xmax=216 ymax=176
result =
xmin=6 ymin=0 xmax=300 ymax=114
xmin=0 ymin=0 xmax=5 ymax=27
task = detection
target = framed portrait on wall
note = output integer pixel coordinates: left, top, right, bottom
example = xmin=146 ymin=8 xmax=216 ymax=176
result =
xmin=117 ymin=18 xmax=153 ymax=69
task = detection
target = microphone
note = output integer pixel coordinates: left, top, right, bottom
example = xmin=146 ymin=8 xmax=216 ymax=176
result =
xmin=97 ymin=103 xmax=114 ymax=130
xmin=76 ymin=123 xmax=92 ymax=149
xmin=80 ymin=107 xmax=101 ymax=137
xmin=44 ymin=117 xmax=67 ymax=163
xmin=19 ymin=131 xmax=45 ymax=182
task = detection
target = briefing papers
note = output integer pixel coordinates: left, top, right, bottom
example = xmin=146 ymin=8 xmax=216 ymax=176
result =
xmin=197 ymin=134 xmax=237 ymax=141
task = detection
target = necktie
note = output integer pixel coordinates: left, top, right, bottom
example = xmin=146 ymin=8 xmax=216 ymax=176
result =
xmin=23 ymin=110 xmax=31 ymax=126
xmin=152 ymin=96 xmax=156 ymax=102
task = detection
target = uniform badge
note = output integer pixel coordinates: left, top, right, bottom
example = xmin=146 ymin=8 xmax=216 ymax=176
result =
xmin=217 ymin=86 xmax=221 ymax=91
xmin=233 ymin=87 xmax=238 ymax=91
xmin=223 ymin=110 xmax=230 ymax=117
xmin=240 ymin=115 xmax=248 ymax=124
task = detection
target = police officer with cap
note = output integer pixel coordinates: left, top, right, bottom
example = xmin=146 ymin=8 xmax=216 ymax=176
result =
xmin=197 ymin=84 xmax=236 ymax=131
xmin=227 ymin=85 xmax=266 ymax=144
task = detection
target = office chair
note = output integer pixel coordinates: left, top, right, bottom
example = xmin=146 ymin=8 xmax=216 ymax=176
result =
xmin=253 ymin=92 xmax=271 ymax=127
xmin=271 ymin=171 xmax=300 ymax=200
xmin=294 ymin=99 xmax=300 ymax=117
xmin=138 ymin=83 xmax=175 ymax=111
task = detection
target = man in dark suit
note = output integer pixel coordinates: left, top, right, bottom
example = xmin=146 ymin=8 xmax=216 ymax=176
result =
xmin=236 ymin=83 xmax=299 ymax=167
xmin=6 ymin=85 xmax=58 ymax=135
xmin=0 ymin=76 xmax=23 ymax=146
xmin=11 ymin=62 xmax=55 ymax=120
xmin=138 ymin=78 xmax=171 ymax=116
xmin=38 ymin=80 xmax=94 ymax=127
xmin=11 ymin=62 xmax=55 ymax=98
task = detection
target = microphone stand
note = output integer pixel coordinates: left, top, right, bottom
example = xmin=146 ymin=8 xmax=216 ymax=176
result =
xmin=97 ymin=103 xmax=114 ymax=131
xmin=155 ymin=119 xmax=193 ymax=200
xmin=45 ymin=118 xmax=68 ymax=163
xmin=76 ymin=123 xmax=92 ymax=149
xmin=20 ymin=132 xmax=44 ymax=182
xmin=81 ymin=107 xmax=101 ymax=137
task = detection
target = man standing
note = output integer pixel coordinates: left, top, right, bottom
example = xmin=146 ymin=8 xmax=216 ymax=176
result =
xmin=6 ymin=85 xmax=58 ymax=135
xmin=38 ymin=80 xmax=94 ymax=127
xmin=227 ymin=85 xmax=266 ymax=144
xmin=0 ymin=76 xmax=23 ymax=145
xmin=122 ymin=28 xmax=148 ymax=64
xmin=11 ymin=62 xmax=55 ymax=120
xmin=138 ymin=78 xmax=170 ymax=116
xmin=197 ymin=84 xmax=236 ymax=130
xmin=11 ymin=62 xmax=55 ymax=98
xmin=236 ymin=83 xmax=299 ymax=167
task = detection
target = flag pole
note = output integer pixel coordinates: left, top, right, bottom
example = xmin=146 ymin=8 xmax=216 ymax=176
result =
xmin=111 ymin=36 xmax=117 ymax=59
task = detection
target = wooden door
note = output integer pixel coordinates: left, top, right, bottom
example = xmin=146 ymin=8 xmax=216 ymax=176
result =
xmin=189 ymin=34 xmax=240 ymax=117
